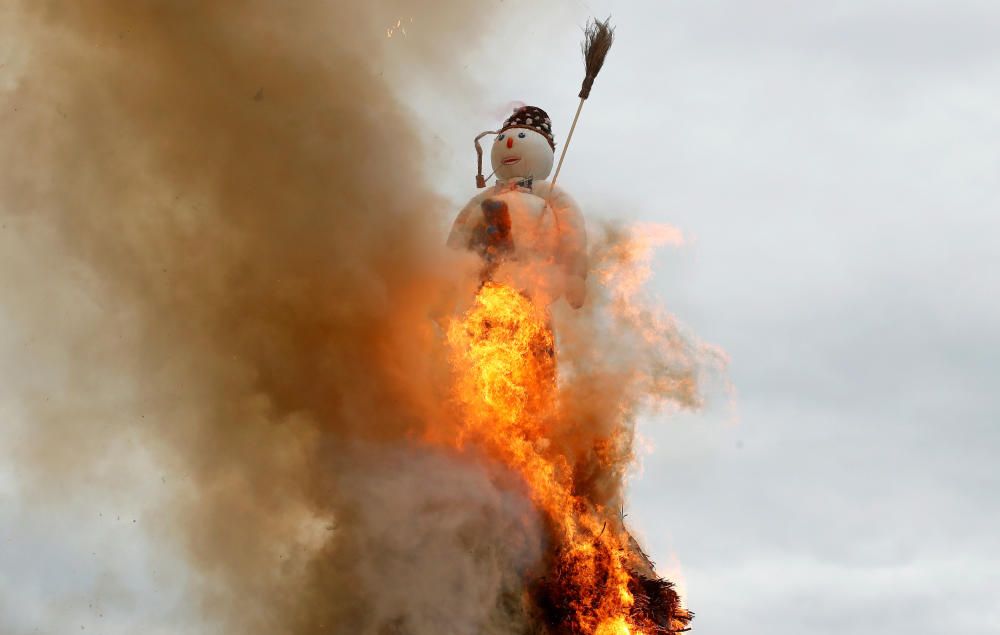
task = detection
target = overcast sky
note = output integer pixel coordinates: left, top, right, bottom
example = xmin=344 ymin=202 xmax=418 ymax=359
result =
xmin=3 ymin=1 xmax=999 ymax=633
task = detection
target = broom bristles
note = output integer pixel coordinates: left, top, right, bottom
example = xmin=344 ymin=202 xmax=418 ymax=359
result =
xmin=579 ymin=17 xmax=615 ymax=99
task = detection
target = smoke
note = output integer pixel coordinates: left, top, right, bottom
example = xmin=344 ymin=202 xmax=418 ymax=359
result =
xmin=0 ymin=2 xmax=715 ymax=633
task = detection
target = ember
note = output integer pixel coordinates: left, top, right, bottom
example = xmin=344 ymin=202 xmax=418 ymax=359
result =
xmin=442 ymin=282 xmax=693 ymax=634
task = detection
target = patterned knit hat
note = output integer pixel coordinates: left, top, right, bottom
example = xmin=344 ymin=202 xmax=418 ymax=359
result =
xmin=501 ymin=106 xmax=555 ymax=150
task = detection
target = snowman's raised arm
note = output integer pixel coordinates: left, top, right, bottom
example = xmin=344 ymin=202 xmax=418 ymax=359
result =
xmin=447 ymin=189 xmax=492 ymax=250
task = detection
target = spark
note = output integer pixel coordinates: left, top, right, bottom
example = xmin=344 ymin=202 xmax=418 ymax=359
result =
xmin=386 ymin=17 xmax=412 ymax=39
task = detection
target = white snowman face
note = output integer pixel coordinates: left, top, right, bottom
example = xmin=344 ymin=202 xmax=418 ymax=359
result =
xmin=491 ymin=128 xmax=554 ymax=181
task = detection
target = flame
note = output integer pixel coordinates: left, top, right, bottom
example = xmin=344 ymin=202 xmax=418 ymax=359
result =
xmin=441 ymin=282 xmax=658 ymax=634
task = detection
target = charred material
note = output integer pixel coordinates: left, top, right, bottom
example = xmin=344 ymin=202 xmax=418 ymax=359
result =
xmin=532 ymin=537 xmax=693 ymax=634
xmin=628 ymin=575 xmax=693 ymax=634
xmin=625 ymin=533 xmax=694 ymax=633
xmin=470 ymin=198 xmax=515 ymax=282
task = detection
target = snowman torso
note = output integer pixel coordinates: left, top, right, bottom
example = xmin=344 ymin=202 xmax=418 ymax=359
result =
xmin=455 ymin=179 xmax=581 ymax=305
xmin=475 ymin=183 xmax=559 ymax=259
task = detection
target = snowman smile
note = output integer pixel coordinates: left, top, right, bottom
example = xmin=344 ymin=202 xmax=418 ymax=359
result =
xmin=502 ymin=156 xmax=521 ymax=166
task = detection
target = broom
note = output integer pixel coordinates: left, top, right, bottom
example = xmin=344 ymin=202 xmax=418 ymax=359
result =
xmin=547 ymin=17 xmax=615 ymax=199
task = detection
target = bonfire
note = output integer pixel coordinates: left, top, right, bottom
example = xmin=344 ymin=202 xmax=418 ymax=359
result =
xmin=443 ymin=282 xmax=693 ymax=634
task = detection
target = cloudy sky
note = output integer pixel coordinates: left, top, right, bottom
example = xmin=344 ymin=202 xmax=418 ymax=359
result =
xmin=3 ymin=1 xmax=998 ymax=633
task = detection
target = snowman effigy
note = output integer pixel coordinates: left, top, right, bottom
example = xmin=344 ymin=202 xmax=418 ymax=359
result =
xmin=444 ymin=18 xmax=694 ymax=634
xmin=446 ymin=14 xmax=619 ymax=310
xmin=447 ymin=105 xmax=588 ymax=309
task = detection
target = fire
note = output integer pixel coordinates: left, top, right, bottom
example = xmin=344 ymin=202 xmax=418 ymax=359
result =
xmin=595 ymin=617 xmax=632 ymax=635
xmin=447 ymin=282 xmax=556 ymax=431
xmin=441 ymin=281 xmax=690 ymax=633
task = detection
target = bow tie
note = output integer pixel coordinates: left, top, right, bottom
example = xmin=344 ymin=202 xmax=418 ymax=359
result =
xmin=497 ymin=176 xmax=533 ymax=191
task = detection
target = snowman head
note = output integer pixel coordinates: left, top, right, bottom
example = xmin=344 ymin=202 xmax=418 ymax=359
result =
xmin=491 ymin=127 xmax=554 ymax=181
xmin=475 ymin=106 xmax=556 ymax=186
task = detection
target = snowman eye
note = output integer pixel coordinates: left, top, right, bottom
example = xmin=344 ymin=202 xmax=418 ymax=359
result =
xmin=517 ymin=132 xmax=526 ymax=139
xmin=497 ymin=133 xmax=505 ymax=141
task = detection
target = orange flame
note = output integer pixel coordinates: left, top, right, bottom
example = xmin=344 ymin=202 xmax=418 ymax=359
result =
xmin=443 ymin=282 xmax=649 ymax=633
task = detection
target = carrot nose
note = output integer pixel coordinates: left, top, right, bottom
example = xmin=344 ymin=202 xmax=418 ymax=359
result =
xmin=506 ymin=137 xmax=514 ymax=149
